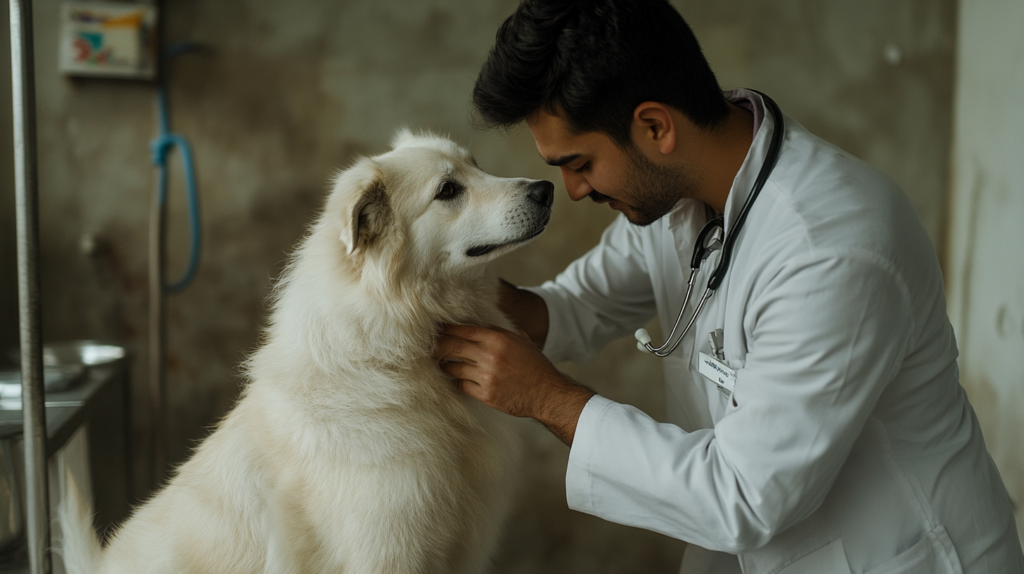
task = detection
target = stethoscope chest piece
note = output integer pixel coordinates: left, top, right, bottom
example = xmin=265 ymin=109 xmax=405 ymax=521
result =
xmin=635 ymin=217 xmax=723 ymax=357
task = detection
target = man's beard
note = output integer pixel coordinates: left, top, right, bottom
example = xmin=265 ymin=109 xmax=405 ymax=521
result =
xmin=591 ymin=146 xmax=696 ymax=227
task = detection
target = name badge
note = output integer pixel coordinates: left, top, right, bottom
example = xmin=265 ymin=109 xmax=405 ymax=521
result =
xmin=698 ymin=352 xmax=736 ymax=395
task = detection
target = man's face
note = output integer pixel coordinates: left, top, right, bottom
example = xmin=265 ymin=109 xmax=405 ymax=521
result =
xmin=526 ymin=108 xmax=696 ymax=226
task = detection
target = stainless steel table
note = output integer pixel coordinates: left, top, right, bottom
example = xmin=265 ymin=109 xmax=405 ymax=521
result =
xmin=0 ymin=359 xmax=131 ymax=572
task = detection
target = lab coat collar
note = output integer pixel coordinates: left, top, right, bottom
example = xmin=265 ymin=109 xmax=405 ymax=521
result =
xmin=720 ymin=89 xmax=782 ymax=239
xmin=665 ymin=89 xmax=782 ymax=237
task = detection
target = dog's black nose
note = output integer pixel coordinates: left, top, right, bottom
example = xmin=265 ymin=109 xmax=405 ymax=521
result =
xmin=527 ymin=180 xmax=555 ymax=208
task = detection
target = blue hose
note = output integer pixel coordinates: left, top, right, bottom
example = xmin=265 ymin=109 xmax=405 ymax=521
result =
xmin=150 ymin=43 xmax=201 ymax=294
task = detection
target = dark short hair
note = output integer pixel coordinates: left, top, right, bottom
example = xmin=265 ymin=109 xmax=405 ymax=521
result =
xmin=472 ymin=0 xmax=730 ymax=146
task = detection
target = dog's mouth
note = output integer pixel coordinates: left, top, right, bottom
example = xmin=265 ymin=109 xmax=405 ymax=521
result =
xmin=466 ymin=226 xmax=546 ymax=258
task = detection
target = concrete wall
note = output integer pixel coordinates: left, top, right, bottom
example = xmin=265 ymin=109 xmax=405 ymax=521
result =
xmin=946 ymin=0 xmax=1024 ymax=547
xmin=0 ymin=0 xmax=958 ymax=570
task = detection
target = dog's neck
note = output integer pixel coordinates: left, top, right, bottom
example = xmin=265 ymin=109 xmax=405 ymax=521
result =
xmin=248 ymin=233 xmax=503 ymax=381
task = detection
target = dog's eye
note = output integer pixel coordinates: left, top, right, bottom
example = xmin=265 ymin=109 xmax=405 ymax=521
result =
xmin=435 ymin=182 xmax=461 ymax=201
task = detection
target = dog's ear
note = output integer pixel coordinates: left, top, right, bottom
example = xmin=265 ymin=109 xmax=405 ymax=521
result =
xmin=330 ymin=159 xmax=392 ymax=255
xmin=390 ymin=127 xmax=416 ymax=150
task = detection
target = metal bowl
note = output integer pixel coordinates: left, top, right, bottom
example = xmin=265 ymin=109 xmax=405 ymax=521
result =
xmin=8 ymin=340 xmax=126 ymax=369
xmin=40 ymin=341 xmax=125 ymax=368
xmin=3 ymin=341 xmax=125 ymax=398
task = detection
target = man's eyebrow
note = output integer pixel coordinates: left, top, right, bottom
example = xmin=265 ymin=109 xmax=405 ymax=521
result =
xmin=543 ymin=153 xmax=580 ymax=167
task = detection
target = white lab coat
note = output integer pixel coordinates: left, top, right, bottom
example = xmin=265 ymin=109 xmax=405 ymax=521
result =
xmin=529 ymin=90 xmax=1024 ymax=574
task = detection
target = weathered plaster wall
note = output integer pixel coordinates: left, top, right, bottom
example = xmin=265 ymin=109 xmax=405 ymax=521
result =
xmin=0 ymin=0 xmax=957 ymax=570
xmin=946 ymin=0 xmax=1024 ymax=547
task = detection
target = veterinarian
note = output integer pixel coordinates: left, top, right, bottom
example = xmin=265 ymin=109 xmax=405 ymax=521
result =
xmin=433 ymin=1 xmax=1024 ymax=573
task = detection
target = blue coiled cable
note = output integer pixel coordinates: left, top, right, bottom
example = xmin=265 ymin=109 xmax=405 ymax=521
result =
xmin=150 ymin=42 xmax=201 ymax=293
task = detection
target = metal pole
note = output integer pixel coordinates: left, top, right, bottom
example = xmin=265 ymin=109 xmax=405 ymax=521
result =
xmin=149 ymin=160 xmax=166 ymax=484
xmin=9 ymin=0 xmax=51 ymax=572
xmin=149 ymin=0 xmax=168 ymax=491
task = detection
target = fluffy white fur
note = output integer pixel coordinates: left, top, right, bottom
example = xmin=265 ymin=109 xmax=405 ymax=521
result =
xmin=60 ymin=130 xmax=553 ymax=574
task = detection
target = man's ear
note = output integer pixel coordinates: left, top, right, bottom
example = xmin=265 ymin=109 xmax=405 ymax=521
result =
xmin=632 ymin=102 xmax=677 ymax=156
xmin=329 ymin=158 xmax=392 ymax=255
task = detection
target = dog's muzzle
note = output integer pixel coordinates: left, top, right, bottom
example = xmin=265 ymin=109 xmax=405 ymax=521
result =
xmin=466 ymin=180 xmax=554 ymax=257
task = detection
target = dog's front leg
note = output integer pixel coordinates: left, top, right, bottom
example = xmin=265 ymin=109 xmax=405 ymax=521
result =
xmin=262 ymin=473 xmax=323 ymax=574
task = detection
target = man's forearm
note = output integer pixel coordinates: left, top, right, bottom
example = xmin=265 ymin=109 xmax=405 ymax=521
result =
xmin=534 ymin=372 xmax=596 ymax=446
xmin=498 ymin=279 xmax=549 ymax=349
xmin=493 ymin=280 xmax=594 ymax=446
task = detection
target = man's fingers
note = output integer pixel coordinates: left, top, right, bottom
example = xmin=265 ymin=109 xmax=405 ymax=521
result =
xmin=434 ymin=323 xmax=545 ymax=412
xmin=443 ymin=366 xmax=488 ymax=402
xmin=441 ymin=323 xmax=490 ymax=340
xmin=476 ymin=324 xmax=535 ymax=349
xmin=440 ymin=361 xmax=495 ymax=401
xmin=479 ymin=324 xmax=522 ymax=340
xmin=455 ymin=378 xmax=485 ymax=400
xmin=453 ymin=376 xmax=493 ymax=405
xmin=433 ymin=335 xmax=480 ymax=363
xmin=442 ymin=323 xmax=521 ymax=345
xmin=435 ymin=323 xmax=523 ymax=361
xmin=439 ymin=358 xmax=477 ymax=380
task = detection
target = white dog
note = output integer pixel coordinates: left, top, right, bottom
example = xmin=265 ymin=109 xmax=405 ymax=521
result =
xmin=61 ymin=130 xmax=554 ymax=574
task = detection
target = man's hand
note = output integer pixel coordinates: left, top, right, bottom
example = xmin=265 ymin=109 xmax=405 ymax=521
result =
xmin=497 ymin=280 xmax=550 ymax=348
xmin=434 ymin=324 xmax=595 ymax=445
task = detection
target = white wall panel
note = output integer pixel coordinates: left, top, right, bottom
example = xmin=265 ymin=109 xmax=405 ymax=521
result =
xmin=947 ymin=0 xmax=1024 ymax=547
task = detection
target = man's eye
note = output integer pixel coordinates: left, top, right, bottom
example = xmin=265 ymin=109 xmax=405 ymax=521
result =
xmin=573 ymin=162 xmax=590 ymax=174
xmin=435 ymin=182 xmax=461 ymax=200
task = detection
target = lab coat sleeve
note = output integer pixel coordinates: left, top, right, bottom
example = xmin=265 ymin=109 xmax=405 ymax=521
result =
xmin=566 ymin=249 xmax=914 ymax=553
xmin=525 ymin=214 xmax=657 ymax=363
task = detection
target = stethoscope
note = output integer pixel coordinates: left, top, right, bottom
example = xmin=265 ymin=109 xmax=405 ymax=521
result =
xmin=635 ymin=91 xmax=785 ymax=357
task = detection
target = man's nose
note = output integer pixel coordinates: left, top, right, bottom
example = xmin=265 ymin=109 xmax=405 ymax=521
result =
xmin=560 ymin=169 xmax=593 ymax=202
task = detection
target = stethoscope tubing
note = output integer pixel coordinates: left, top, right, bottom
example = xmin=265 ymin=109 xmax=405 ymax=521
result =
xmin=637 ymin=91 xmax=785 ymax=358
xmin=707 ymin=92 xmax=785 ymax=291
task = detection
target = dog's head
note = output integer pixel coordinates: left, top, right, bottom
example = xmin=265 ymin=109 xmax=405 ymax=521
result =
xmin=323 ymin=130 xmax=553 ymax=285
